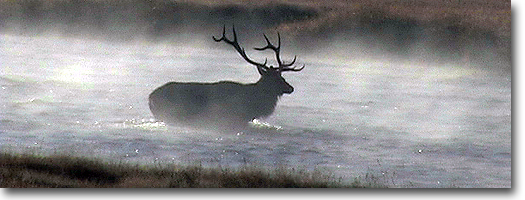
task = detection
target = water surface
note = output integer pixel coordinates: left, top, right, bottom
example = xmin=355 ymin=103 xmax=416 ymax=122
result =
xmin=0 ymin=34 xmax=511 ymax=188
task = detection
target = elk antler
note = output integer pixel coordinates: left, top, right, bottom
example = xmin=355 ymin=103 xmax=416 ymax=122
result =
xmin=213 ymin=26 xmax=304 ymax=73
xmin=254 ymin=33 xmax=304 ymax=72
xmin=213 ymin=25 xmax=268 ymax=68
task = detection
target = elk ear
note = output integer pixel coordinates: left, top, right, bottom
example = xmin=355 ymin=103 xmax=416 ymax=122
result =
xmin=256 ymin=66 xmax=268 ymax=75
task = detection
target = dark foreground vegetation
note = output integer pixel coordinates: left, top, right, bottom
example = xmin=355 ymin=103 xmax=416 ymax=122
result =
xmin=0 ymin=0 xmax=510 ymax=188
xmin=0 ymin=153 xmax=382 ymax=188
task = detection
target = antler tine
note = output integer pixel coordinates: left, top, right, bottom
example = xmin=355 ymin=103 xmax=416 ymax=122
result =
xmin=213 ymin=25 xmax=267 ymax=68
xmin=253 ymin=33 xmax=282 ymax=68
xmin=212 ymin=25 xmax=226 ymax=42
xmin=277 ymin=32 xmax=281 ymax=49
xmin=231 ymin=24 xmax=238 ymax=42
xmin=281 ymin=64 xmax=305 ymax=72
xmin=253 ymin=32 xmax=302 ymax=71
xmin=254 ymin=34 xmax=278 ymax=51
xmin=281 ymin=55 xmax=297 ymax=67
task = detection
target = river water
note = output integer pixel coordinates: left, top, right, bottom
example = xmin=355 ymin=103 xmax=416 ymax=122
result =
xmin=0 ymin=34 xmax=511 ymax=188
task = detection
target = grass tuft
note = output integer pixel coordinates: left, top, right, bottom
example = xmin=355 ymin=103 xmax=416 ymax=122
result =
xmin=0 ymin=153 xmax=385 ymax=188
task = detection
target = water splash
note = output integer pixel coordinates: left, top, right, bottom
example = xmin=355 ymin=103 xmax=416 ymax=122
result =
xmin=117 ymin=118 xmax=168 ymax=131
xmin=249 ymin=119 xmax=282 ymax=130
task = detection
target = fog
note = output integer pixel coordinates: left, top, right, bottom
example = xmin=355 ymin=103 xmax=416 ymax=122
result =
xmin=0 ymin=0 xmax=510 ymax=71
xmin=0 ymin=0 xmax=511 ymax=188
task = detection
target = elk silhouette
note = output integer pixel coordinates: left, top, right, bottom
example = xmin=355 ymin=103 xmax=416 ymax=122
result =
xmin=148 ymin=26 xmax=304 ymax=130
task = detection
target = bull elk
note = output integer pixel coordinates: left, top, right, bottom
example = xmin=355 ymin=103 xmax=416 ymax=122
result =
xmin=148 ymin=26 xmax=304 ymax=130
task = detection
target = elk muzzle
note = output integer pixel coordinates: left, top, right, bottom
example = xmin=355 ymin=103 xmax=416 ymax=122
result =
xmin=282 ymin=82 xmax=294 ymax=94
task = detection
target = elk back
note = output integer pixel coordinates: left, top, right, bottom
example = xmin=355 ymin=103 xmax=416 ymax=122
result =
xmin=148 ymin=81 xmax=279 ymax=130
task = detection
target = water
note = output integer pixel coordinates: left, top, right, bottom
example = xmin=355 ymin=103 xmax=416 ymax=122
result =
xmin=0 ymin=34 xmax=511 ymax=188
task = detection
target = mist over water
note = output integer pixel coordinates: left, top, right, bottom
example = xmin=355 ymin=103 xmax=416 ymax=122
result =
xmin=0 ymin=0 xmax=511 ymax=188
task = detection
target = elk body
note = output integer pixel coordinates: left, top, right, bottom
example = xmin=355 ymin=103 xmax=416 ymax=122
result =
xmin=148 ymin=27 xmax=304 ymax=130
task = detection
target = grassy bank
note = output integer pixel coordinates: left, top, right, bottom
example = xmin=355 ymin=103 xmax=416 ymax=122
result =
xmin=0 ymin=153 xmax=384 ymax=188
xmin=0 ymin=0 xmax=510 ymax=38
xmin=0 ymin=0 xmax=511 ymax=69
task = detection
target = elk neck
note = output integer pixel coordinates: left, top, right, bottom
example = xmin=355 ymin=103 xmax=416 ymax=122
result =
xmin=254 ymin=75 xmax=293 ymax=96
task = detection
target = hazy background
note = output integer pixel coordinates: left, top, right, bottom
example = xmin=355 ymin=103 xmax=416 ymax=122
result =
xmin=0 ymin=0 xmax=511 ymax=71
xmin=0 ymin=0 xmax=511 ymax=188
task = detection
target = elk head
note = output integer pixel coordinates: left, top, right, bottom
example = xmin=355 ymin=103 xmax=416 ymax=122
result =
xmin=212 ymin=26 xmax=304 ymax=95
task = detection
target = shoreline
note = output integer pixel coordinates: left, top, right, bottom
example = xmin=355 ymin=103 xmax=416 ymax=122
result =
xmin=0 ymin=152 xmax=385 ymax=188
